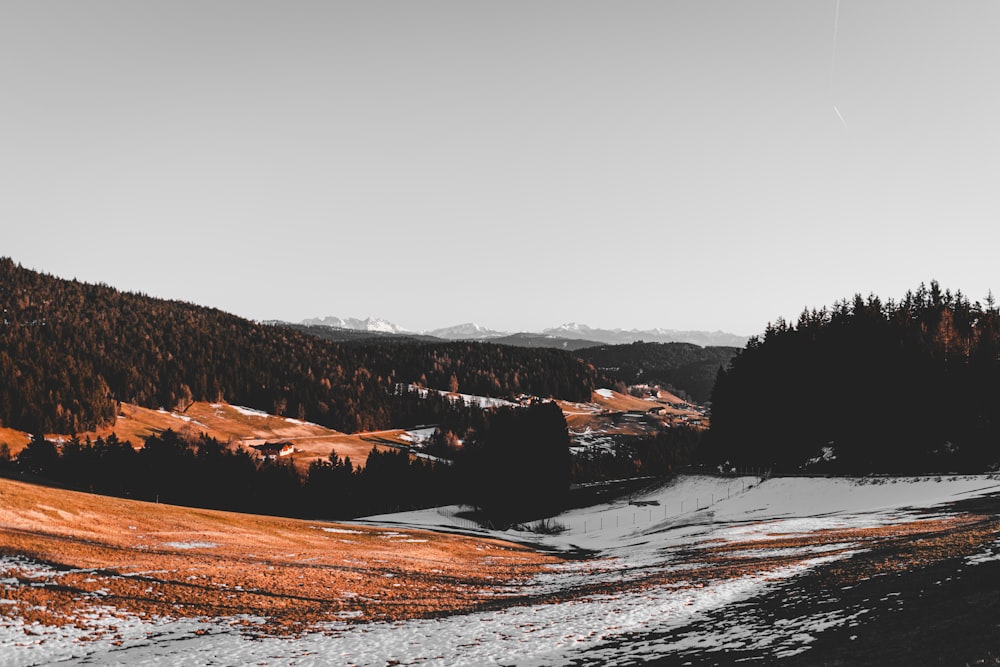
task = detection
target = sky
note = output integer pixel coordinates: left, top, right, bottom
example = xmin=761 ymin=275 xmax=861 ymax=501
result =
xmin=2 ymin=1 xmax=999 ymax=337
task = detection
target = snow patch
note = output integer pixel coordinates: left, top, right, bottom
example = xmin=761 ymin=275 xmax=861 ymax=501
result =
xmin=162 ymin=541 xmax=217 ymax=550
xmin=229 ymin=405 xmax=271 ymax=418
xmin=317 ymin=527 xmax=364 ymax=535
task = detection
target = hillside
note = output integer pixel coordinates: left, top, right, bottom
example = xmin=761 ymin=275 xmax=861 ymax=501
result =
xmin=0 ymin=477 xmax=556 ymax=642
xmin=0 ymin=401 xmax=395 ymax=470
xmin=8 ymin=473 xmax=1000 ymax=665
xmin=0 ymin=258 xmax=597 ymax=436
xmin=576 ymin=341 xmax=740 ymax=403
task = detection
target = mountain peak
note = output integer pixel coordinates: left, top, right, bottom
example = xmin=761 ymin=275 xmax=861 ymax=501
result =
xmin=299 ymin=316 xmax=748 ymax=348
xmin=300 ymin=315 xmax=409 ymax=334
xmin=428 ymin=322 xmax=504 ymax=340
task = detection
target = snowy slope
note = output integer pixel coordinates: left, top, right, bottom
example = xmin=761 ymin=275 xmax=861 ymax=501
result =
xmin=6 ymin=474 xmax=1000 ymax=666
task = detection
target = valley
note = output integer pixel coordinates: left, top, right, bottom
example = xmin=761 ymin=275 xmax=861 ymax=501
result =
xmin=5 ymin=262 xmax=1000 ymax=664
xmin=0 ymin=387 xmax=704 ymax=474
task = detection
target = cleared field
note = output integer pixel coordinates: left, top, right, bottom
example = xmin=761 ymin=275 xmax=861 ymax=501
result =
xmin=90 ymin=402 xmax=339 ymax=444
xmin=278 ymin=432 xmax=403 ymax=471
xmin=558 ymin=388 xmax=705 ymax=440
xmin=5 ymin=475 xmax=1000 ymax=665
xmin=0 ymin=477 xmax=558 ymax=639
xmin=0 ymin=427 xmax=30 ymax=456
xmin=0 ymin=402 xmax=396 ymax=468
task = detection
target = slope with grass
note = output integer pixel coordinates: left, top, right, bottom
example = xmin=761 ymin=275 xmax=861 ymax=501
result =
xmin=558 ymin=388 xmax=705 ymax=446
xmin=0 ymin=476 xmax=558 ymax=661
xmin=8 ymin=474 xmax=1000 ymax=665
xmin=0 ymin=401 xmax=395 ymax=469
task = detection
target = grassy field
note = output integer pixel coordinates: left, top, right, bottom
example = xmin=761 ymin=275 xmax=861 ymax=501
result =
xmin=557 ymin=388 xmax=705 ymax=440
xmin=0 ymin=402 xmax=396 ymax=469
xmin=5 ymin=475 xmax=1000 ymax=664
xmin=0 ymin=477 xmax=559 ymax=637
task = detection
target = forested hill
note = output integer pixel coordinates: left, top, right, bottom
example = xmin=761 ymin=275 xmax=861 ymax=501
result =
xmin=708 ymin=282 xmax=1000 ymax=473
xmin=0 ymin=259 xmax=597 ymax=435
xmin=576 ymin=342 xmax=739 ymax=403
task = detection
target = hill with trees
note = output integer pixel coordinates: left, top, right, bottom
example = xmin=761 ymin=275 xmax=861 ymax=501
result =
xmin=0 ymin=258 xmax=597 ymax=436
xmin=576 ymin=342 xmax=739 ymax=403
xmin=707 ymin=282 xmax=1000 ymax=473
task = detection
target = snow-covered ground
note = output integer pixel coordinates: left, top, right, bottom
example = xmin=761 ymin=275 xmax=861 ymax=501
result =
xmin=4 ymin=474 xmax=1000 ymax=666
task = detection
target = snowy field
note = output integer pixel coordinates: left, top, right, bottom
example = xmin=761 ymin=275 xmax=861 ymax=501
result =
xmin=4 ymin=474 xmax=1000 ymax=666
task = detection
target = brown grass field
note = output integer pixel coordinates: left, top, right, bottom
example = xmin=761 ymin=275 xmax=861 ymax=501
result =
xmin=0 ymin=390 xmax=702 ymax=469
xmin=0 ymin=477 xmax=560 ymax=637
xmin=557 ymin=388 xmax=705 ymax=436
xmin=4 ymin=473 xmax=1000 ymax=663
xmin=0 ymin=402 xmax=396 ymax=469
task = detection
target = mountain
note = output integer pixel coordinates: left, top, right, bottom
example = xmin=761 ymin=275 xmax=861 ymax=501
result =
xmin=284 ymin=323 xmax=442 ymax=344
xmin=428 ymin=323 xmax=505 ymax=340
xmin=300 ymin=316 xmax=408 ymax=334
xmin=301 ymin=317 xmax=749 ymax=348
xmin=543 ymin=323 xmax=748 ymax=348
xmin=489 ymin=333 xmax=604 ymax=351
xmin=0 ymin=259 xmax=598 ymax=435
xmin=575 ymin=342 xmax=740 ymax=403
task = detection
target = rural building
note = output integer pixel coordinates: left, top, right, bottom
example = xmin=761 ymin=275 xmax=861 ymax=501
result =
xmin=252 ymin=441 xmax=294 ymax=460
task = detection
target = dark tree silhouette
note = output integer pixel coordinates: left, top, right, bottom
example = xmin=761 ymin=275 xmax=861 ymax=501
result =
xmin=708 ymin=282 xmax=1000 ymax=473
xmin=459 ymin=401 xmax=572 ymax=523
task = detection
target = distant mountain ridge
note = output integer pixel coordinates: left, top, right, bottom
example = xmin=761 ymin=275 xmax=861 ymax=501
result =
xmin=301 ymin=316 xmax=407 ymax=334
xmin=541 ymin=323 xmax=747 ymax=348
xmin=300 ymin=317 xmax=748 ymax=348
xmin=428 ymin=323 xmax=505 ymax=340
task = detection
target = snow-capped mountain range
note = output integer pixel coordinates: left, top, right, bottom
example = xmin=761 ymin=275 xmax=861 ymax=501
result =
xmin=299 ymin=317 xmax=747 ymax=348
xmin=300 ymin=316 xmax=407 ymax=334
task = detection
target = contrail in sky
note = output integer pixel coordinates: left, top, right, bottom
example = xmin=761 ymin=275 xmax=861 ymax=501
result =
xmin=834 ymin=105 xmax=849 ymax=130
xmin=831 ymin=0 xmax=846 ymax=130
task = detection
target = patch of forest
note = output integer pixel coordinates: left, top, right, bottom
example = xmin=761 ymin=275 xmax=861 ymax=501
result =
xmin=4 ymin=402 xmax=576 ymax=522
xmin=576 ymin=341 xmax=739 ymax=402
xmin=0 ymin=258 xmax=597 ymax=435
xmin=707 ymin=282 xmax=1000 ymax=473
xmin=282 ymin=323 xmax=442 ymax=344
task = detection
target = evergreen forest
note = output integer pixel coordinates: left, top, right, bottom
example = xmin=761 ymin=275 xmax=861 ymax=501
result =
xmin=576 ymin=341 xmax=739 ymax=403
xmin=707 ymin=282 xmax=1000 ymax=473
xmin=5 ymin=402 xmax=576 ymax=523
xmin=0 ymin=258 xmax=597 ymax=435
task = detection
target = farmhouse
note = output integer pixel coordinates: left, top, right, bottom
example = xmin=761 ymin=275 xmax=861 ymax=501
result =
xmin=252 ymin=441 xmax=295 ymax=460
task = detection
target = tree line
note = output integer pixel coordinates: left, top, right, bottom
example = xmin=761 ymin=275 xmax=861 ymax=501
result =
xmin=0 ymin=258 xmax=597 ymax=436
xmin=708 ymin=281 xmax=1000 ymax=473
xmin=576 ymin=341 xmax=739 ymax=403
xmin=3 ymin=402 xmax=575 ymax=523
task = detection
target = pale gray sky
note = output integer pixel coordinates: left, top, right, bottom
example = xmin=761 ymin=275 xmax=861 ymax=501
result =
xmin=3 ymin=1 xmax=999 ymax=336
